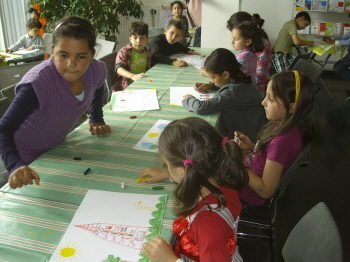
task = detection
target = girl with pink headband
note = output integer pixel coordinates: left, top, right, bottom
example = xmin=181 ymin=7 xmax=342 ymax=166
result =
xmin=141 ymin=117 xmax=248 ymax=262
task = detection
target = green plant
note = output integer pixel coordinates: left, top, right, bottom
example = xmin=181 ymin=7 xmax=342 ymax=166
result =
xmin=28 ymin=0 xmax=144 ymax=42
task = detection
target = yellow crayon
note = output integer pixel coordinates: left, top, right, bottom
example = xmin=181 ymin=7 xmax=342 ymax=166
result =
xmin=135 ymin=177 xmax=148 ymax=183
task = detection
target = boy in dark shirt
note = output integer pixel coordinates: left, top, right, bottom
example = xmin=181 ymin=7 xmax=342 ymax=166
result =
xmin=149 ymin=20 xmax=199 ymax=67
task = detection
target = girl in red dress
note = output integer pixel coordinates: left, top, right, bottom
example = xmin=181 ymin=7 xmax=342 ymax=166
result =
xmin=141 ymin=117 xmax=248 ymax=262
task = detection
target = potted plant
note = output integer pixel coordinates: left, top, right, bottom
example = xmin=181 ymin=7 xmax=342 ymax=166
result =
xmin=28 ymin=0 xmax=144 ymax=42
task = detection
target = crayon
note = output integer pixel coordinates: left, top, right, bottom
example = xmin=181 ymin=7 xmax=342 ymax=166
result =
xmin=130 ymin=116 xmax=137 ymax=119
xmin=152 ymin=186 xmax=164 ymax=190
xmin=73 ymin=157 xmax=82 ymax=160
xmin=136 ymin=177 xmax=148 ymax=183
xmin=83 ymin=168 xmax=91 ymax=175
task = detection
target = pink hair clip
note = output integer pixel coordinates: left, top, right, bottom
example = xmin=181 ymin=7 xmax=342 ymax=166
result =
xmin=183 ymin=159 xmax=193 ymax=167
xmin=221 ymin=137 xmax=229 ymax=146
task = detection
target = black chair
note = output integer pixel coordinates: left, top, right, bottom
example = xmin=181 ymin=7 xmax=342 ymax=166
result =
xmin=98 ymin=52 xmax=118 ymax=105
xmin=287 ymin=52 xmax=312 ymax=70
xmin=237 ymin=143 xmax=312 ymax=259
xmin=290 ymin=59 xmax=333 ymax=101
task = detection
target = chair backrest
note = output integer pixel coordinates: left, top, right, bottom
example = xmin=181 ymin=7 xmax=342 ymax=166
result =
xmin=290 ymin=59 xmax=323 ymax=84
xmin=0 ymin=61 xmax=41 ymax=90
xmin=274 ymin=143 xmax=311 ymax=200
xmin=98 ymin=52 xmax=118 ymax=104
xmin=1 ymin=84 xmax=16 ymax=102
xmin=0 ymin=97 xmax=11 ymax=118
xmin=288 ymin=52 xmax=312 ymax=70
xmin=43 ymin=33 xmax=53 ymax=55
xmin=282 ymin=202 xmax=342 ymax=262
xmin=95 ymin=39 xmax=116 ymax=60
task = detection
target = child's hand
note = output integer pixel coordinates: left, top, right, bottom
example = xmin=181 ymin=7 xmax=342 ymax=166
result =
xmin=131 ymin=73 xmax=145 ymax=81
xmin=323 ymin=38 xmax=334 ymax=44
xmin=8 ymin=166 xmax=40 ymax=189
xmin=233 ymin=131 xmax=255 ymax=151
xmin=173 ymin=60 xmax=188 ymax=67
xmin=187 ymin=50 xmax=200 ymax=55
xmin=89 ymin=123 xmax=112 ymax=137
xmin=183 ymin=94 xmax=193 ymax=99
xmin=142 ymin=236 xmax=178 ymax=262
xmin=5 ymin=49 xmax=12 ymax=53
xmin=26 ymin=46 xmax=35 ymax=51
xmin=199 ymin=67 xmax=208 ymax=77
xmin=194 ymin=82 xmax=212 ymax=92
xmin=140 ymin=168 xmax=169 ymax=183
xmin=308 ymin=41 xmax=315 ymax=47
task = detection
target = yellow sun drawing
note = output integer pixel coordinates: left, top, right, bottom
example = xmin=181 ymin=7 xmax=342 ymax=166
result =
xmin=54 ymin=241 xmax=83 ymax=261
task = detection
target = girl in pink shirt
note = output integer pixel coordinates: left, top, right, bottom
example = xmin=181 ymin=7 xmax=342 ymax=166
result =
xmin=234 ymin=71 xmax=317 ymax=212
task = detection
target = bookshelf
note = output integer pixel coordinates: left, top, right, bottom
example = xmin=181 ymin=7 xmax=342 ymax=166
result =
xmin=293 ymin=1 xmax=350 ymax=69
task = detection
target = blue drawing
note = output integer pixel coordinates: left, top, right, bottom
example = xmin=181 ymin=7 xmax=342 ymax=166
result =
xmin=142 ymin=143 xmax=157 ymax=150
xmin=157 ymin=124 xmax=167 ymax=130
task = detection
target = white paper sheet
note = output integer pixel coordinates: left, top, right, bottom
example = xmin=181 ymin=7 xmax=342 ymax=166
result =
xmin=169 ymin=54 xmax=205 ymax=69
xmin=49 ymin=190 xmax=166 ymax=262
xmin=133 ymin=119 xmax=171 ymax=153
xmin=170 ymin=86 xmax=214 ymax=106
xmin=110 ymin=89 xmax=160 ymax=112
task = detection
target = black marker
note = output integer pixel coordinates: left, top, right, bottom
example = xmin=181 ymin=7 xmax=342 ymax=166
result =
xmin=84 ymin=168 xmax=91 ymax=175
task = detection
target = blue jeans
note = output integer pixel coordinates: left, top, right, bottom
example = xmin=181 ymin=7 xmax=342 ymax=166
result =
xmin=333 ymin=52 xmax=350 ymax=81
xmin=194 ymin=27 xmax=201 ymax=47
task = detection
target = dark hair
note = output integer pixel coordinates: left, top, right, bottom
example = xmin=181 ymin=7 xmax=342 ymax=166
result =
xmin=167 ymin=19 xmax=184 ymax=31
xmin=234 ymin=21 xmax=265 ymax=52
xmin=129 ymin=21 xmax=149 ymax=37
xmin=170 ymin=1 xmax=184 ymax=10
xmin=295 ymin=11 xmax=311 ymax=22
xmin=26 ymin=18 xmax=42 ymax=29
xmin=159 ymin=117 xmax=248 ymax=217
xmin=257 ymin=71 xmax=318 ymax=153
xmin=227 ymin=12 xmax=269 ymax=40
xmin=204 ymin=48 xmax=251 ymax=84
xmin=53 ymin=15 xmax=96 ymax=53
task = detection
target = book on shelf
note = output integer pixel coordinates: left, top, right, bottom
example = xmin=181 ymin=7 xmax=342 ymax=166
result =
xmin=319 ymin=22 xmax=327 ymax=35
xmin=328 ymin=0 xmax=345 ymax=12
xmin=346 ymin=1 xmax=350 ymax=12
xmin=312 ymin=0 xmax=328 ymax=11
xmin=295 ymin=0 xmax=312 ymax=10
xmin=326 ymin=22 xmax=334 ymax=35
xmin=333 ymin=23 xmax=342 ymax=36
xmin=343 ymin=23 xmax=350 ymax=34
xmin=311 ymin=21 xmax=319 ymax=34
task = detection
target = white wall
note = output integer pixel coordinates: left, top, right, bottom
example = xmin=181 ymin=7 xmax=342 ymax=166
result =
xmin=240 ymin=0 xmax=294 ymax=47
xmin=202 ymin=0 xmax=240 ymax=48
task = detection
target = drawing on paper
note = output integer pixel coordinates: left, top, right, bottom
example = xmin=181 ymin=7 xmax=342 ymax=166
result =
xmin=170 ymin=86 xmax=215 ymax=106
xmin=51 ymin=241 xmax=83 ymax=261
xmin=74 ymin=223 xmax=149 ymax=250
xmin=133 ymin=119 xmax=171 ymax=153
xmin=109 ymin=89 xmax=159 ymax=112
xmin=49 ymin=191 xmax=167 ymax=262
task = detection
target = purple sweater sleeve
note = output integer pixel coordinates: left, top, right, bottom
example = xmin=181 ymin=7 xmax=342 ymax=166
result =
xmin=88 ymin=85 xmax=105 ymax=123
xmin=0 ymin=84 xmax=38 ymax=173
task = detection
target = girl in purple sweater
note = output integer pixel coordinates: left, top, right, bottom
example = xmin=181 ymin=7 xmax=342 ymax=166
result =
xmin=0 ymin=15 xmax=111 ymax=189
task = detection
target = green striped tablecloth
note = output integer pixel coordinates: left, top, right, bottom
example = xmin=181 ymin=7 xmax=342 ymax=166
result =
xmin=0 ymin=48 xmax=218 ymax=262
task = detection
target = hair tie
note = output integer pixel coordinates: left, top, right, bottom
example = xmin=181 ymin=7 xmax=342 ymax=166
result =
xmin=293 ymin=70 xmax=301 ymax=104
xmin=183 ymin=159 xmax=193 ymax=167
xmin=221 ymin=137 xmax=229 ymax=146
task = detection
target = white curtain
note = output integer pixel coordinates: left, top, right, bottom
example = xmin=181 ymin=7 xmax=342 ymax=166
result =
xmin=0 ymin=0 xmax=32 ymax=48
